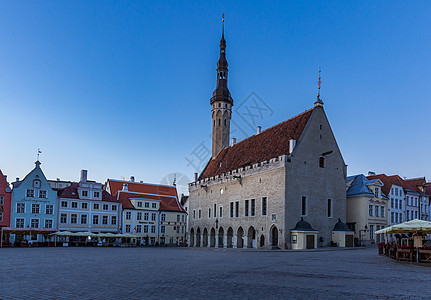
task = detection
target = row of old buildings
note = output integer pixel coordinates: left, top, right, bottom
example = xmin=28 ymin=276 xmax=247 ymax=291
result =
xmin=346 ymin=173 xmax=430 ymax=244
xmin=0 ymin=164 xmax=186 ymax=246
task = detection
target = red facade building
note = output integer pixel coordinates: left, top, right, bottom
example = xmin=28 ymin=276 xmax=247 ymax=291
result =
xmin=0 ymin=169 xmax=12 ymax=228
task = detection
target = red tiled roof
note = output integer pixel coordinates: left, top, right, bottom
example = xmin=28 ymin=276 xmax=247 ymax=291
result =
xmin=59 ymin=182 xmax=118 ymax=203
xmin=107 ymin=179 xmax=178 ymax=198
xmin=426 ymin=182 xmax=431 ymax=197
xmin=405 ymin=178 xmax=427 ymax=192
xmin=366 ymin=174 xmax=393 ymax=196
xmin=200 ymin=108 xmax=315 ymax=179
xmin=117 ymin=191 xmax=186 ymax=213
xmin=388 ymin=175 xmax=419 ymax=192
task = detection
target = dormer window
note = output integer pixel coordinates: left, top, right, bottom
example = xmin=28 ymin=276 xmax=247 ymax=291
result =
xmin=82 ymin=191 xmax=88 ymax=197
xmin=375 ymin=188 xmax=379 ymax=198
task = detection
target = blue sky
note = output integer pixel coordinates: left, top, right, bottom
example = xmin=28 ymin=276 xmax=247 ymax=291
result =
xmin=0 ymin=1 xmax=430 ymax=193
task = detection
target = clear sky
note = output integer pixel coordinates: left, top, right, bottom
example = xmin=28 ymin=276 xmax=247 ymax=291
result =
xmin=0 ymin=1 xmax=430 ymax=194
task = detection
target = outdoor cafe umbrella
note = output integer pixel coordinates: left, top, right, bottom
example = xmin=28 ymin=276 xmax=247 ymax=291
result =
xmin=376 ymin=219 xmax=431 ymax=234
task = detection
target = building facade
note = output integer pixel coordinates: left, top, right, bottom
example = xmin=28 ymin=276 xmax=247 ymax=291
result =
xmin=346 ymin=174 xmax=388 ymax=245
xmin=107 ymin=179 xmax=187 ymax=246
xmin=57 ymin=170 xmax=121 ymax=233
xmin=188 ymin=28 xmax=347 ymax=250
xmin=0 ymin=169 xmax=12 ymax=228
xmin=10 ymin=161 xmax=58 ymax=243
xmin=367 ymin=173 xmax=405 ymax=226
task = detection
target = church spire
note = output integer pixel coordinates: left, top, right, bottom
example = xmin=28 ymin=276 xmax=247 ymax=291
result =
xmin=210 ymin=14 xmax=233 ymax=105
xmin=211 ymin=15 xmax=233 ymax=159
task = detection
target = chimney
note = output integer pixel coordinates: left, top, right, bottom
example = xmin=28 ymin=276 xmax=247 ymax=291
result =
xmin=194 ymin=172 xmax=198 ymax=182
xmin=231 ymin=138 xmax=237 ymax=146
xmin=80 ymin=170 xmax=88 ymax=183
xmin=123 ymin=183 xmax=128 ymax=191
xmin=130 ymin=176 xmax=135 ymax=183
xmin=3 ymin=175 xmax=7 ymax=182
xmin=289 ymin=139 xmax=296 ymax=154
xmin=257 ymin=126 xmax=261 ymax=134
xmin=368 ymin=171 xmax=376 ymax=176
xmin=56 ymin=178 xmax=60 ymax=181
xmin=16 ymin=177 xmax=19 ymax=182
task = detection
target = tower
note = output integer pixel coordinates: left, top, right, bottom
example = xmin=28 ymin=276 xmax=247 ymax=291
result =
xmin=211 ymin=19 xmax=233 ymax=159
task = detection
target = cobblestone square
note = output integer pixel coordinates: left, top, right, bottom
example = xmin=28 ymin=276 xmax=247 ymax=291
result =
xmin=1 ymin=246 xmax=430 ymax=299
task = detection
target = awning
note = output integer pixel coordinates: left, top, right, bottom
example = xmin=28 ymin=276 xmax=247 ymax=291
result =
xmin=1 ymin=227 xmax=57 ymax=234
xmin=376 ymin=219 xmax=431 ymax=234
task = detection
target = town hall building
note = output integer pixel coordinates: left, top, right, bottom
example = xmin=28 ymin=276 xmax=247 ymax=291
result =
xmin=188 ymin=24 xmax=349 ymax=249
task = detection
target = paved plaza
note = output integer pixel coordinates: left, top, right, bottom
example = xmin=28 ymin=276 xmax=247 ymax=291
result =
xmin=1 ymin=246 xmax=430 ymax=299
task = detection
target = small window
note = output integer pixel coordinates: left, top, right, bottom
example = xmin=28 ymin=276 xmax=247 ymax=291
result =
xmin=218 ymin=119 xmax=221 ymax=126
xmin=319 ymin=157 xmax=325 ymax=168
xmin=327 ymin=199 xmax=332 ymax=218
xmin=94 ymin=191 xmax=100 ymax=198
xmin=82 ymin=202 xmax=88 ymax=209
xmin=301 ymin=196 xmax=307 ymax=216
xmin=137 ymin=201 xmax=143 ymax=208
xmin=152 ymin=203 xmax=157 ymax=209
xmin=251 ymin=199 xmax=255 ymax=216
xmin=262 ymin=197 xmax=267 ymax=216
xmin=144 ymin=202 xmax=149 ymax=208
xmin=220 ymin=206 xmax=223 ymax=218
xmin=224 ymin=119 xmax=226 ymax=126
xmin=93 ymin=203 xmax=99 ymax=210
xmin=61 ymin=201 xmax=68 ymax=208
xmin=82 ymin=191 xmax=88 ymax=197
xmin=235 ymin=201 xmax=239 ymax=218
xmin=245 ymin=200 xmax=249 ymax=217
xmin=71 ymin=202 xmax=78 ymax=208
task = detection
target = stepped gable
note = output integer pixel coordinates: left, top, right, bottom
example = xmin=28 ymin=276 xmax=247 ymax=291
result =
xmin=200 ymin=107 xmax=314 ymax=179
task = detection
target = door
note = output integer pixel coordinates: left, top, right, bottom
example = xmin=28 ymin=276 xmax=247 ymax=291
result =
xmin=306 ymin=235 xmax=315 ymax=249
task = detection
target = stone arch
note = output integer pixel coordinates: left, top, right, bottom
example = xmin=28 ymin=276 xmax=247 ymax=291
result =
xmin=247 ymin=226 xmax=256 ymax=248
xmin=237 ymin=227 xmax=244 ymax=248
xmin=203 ymin=228 xmax=208 ymax=247
xmin=260 ymin=234 xmax=265 ymax=248
xmin=210 ymin=227 xmax=216 ymax=247
xmin=218 ymin=227 xmax=224 ymax=248
xmin=227 ymin=227 xmax=234 ymax=248
xmin=190 ymin=228 xmax=195 ymax=247
xmin=196 ymin=228 xmax=201 ymax=247
xmin=270 ymin=225 xmax=279 ymax=248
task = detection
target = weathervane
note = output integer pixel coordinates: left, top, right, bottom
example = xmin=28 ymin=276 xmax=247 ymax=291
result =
xmin=37 ymin=148 xmax=42 ymax=161
xmin=222 ymin=13 xmax=225 ymax=23
xmin=317 ymin=68 xmax=322 ymax=97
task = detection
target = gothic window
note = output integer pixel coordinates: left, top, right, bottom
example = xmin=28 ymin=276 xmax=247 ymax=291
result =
xmin=224 ymin=119 xmax=226 ymax=126
xmin=218 ymin=119 xmax=221 ymax=126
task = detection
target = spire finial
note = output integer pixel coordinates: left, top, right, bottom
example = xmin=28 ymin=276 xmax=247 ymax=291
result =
xmin=37 ymin=148 xmax=42 ymax=161
xmin=222 ymin=13 xmax=225 ymax=37
xmin=314 ymin=68 xmax=324 ymax=107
